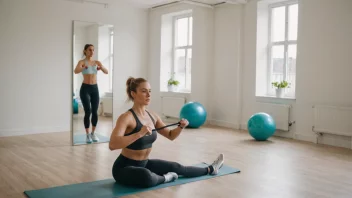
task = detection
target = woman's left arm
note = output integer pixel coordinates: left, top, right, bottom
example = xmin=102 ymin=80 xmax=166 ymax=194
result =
xmin=152 ymin=111 xmax=188 ymax=141
xmin=96 ymin=61 xmax=109 ymax=74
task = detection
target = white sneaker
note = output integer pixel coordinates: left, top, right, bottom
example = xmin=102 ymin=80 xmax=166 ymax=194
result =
xmin=90 ymin=133 xmax=99 ymax=142
xmin=86 ymin=134 xmax=93 ymax=144
xmin=210 ymin=154 xmax=224 ymax=175
xmin=163 ymin=172 xmax=178 ymax=183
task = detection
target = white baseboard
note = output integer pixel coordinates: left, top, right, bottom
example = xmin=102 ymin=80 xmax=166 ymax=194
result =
xmin=161 ymin=117 xmax=180 ymax=124
xmin=240 ymin=123 xmax=247 ymax=130
xmin=0 ymin=126 xmax=68 ymax=137
xmin=294 ymin=133 xmax=316 ymax=143
xmin=161 ymin=117 xmax=240 ymax=130
xmin=208 ymin=119 xmax=240 ymax=129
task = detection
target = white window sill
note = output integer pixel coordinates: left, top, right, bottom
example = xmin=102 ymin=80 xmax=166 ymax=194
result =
xmin=161 ymin=91 xmax=191 ymax=94
xmin=160 ymin=91 xmax=191 ymax=98
xmin=256 ymin=95 xmax=296 ymax=103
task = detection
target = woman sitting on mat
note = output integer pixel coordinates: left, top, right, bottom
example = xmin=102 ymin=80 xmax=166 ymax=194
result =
xmin=74 ymin=44 xmax=109 ymax=143
xmin=109 ymin=77 xmax=224 ymax=188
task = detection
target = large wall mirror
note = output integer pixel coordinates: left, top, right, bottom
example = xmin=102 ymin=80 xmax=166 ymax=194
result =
xmin=71 ymin=20 xmax=114 ymax=145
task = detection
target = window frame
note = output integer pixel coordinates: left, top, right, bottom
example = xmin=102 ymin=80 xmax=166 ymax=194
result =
xmin=171 ymin=13 xmax=193 ymax=93
xmin=267 ymin=0 xmax=298 ymax=97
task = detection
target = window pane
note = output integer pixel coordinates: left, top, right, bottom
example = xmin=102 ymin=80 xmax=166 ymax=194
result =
xmin=288 ymin=44 xmax=296 ymax=73
xmin=288 ymin=4 xmax=298 ymax=41
xmin=174 ymin=49 xmax=186 ymax=90
xmin=189 ymin=17 xmax=193 ymax=46
xmin=186 ymin=49 xmax=192 ymax=91
xmin=271 ymin=6 xmax=286 ymax=42
xmin=176 ymin=18 xmax=188 ymax=47
xmin=287 ymin=44 xmax=296 ymax=97
xmin=271 ymin=45 xmax=285 ymax=83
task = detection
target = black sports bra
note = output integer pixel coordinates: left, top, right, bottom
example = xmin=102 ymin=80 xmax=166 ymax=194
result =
xmin=124 ymin=109 xmax=157 ymax=150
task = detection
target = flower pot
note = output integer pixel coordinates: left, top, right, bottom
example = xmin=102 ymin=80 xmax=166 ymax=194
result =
xmin=275 ymin=88 xmax=284 ymax=98
xmin=167 ymin=85 xmax=177 ymax=92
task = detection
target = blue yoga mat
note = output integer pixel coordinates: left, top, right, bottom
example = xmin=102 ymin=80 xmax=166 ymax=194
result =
xmin=73 ymin=133 xmax=110 ymax=145
xmin=24 ymin=164 xmax=240 ymax=198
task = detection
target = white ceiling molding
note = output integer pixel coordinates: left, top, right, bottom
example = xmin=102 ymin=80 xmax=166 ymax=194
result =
xmin=64 ymin=0 xmax=109 ymax=8
xmin=150 ymin=0 xmax=248 ymax=9
xmin=151 ymin=0 xmax=213 ymax=9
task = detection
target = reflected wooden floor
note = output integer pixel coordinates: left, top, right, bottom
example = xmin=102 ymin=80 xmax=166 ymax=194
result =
xmin=73 ymin=113 xmax=113 ymax=137
xmin=1 ymin=125 xmax=352 ymax=198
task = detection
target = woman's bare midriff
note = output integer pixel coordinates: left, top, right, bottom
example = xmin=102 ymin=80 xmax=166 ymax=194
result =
xmin=121 ymin=147 xmax=152 ymax=161
xmin=82 ymin=74 xmax=97 ymax=84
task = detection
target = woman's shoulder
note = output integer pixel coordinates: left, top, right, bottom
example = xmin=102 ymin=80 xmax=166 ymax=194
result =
xmin=119 ymin=110 xmax=133 ymax=119
xmin=114 ymin=111 xmax=133 ymax=126
xmin=94 ymin=60 xmax=101 ymax=65
xmin=146 ymin=109 xmax=160 ymax=120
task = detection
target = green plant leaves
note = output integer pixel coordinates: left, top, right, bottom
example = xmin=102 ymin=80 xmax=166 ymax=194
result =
xmin=271 ymin=80 xmax=290 ymax=88
xmin=168 ymin=78 xmax=180 ymax=86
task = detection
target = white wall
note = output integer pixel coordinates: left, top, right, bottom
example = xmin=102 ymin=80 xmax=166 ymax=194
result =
xmin=148 ymin=4 xmax=214 ymax=117
xmin=210 ymin=4 xmax=243 ymax=128
xmin=0 ymin=0 xmax=148 ymax=136
xmin=241 ymin=0 xmax=352 ymax=148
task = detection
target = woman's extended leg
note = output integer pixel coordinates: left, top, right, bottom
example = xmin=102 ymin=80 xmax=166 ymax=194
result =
xmin=113 ymin=166 xmax=178 ymax=188
xmin=145 ymin=154 xmax=224 ymax=177
xmin=112 ymin=154 xmax=179 ymax=188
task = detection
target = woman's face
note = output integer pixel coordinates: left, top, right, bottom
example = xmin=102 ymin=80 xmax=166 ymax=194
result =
xmin=132 ymin=82 xmax=151 ymax=105
xmin=85 ymin=46 xmax=94 ymax=57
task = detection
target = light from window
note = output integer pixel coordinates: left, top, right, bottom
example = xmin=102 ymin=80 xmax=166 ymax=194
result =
xmin=271 ymin=45 xmax=285 ymax=81
xmin=288 ymin=4 xmax=298 ymax=40
xmin=271 ymin=6 xmax=285 ymax=42
xmin=189 ymin=17 xmax=193 ymax=45
xmin=176 ymin=18 xmax=188 ymax=47
xmin=268 ymin=2 xmax=298 ymax=98
xmin=172 ymin=15 xmax=192 ymax=92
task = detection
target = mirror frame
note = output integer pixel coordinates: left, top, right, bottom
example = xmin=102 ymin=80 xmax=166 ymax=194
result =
xmin=70 ymin=20 xmax=115 ymax=146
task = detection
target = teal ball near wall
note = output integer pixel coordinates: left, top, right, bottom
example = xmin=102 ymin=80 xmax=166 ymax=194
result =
xmin=73 ymin=99 xmax=79 ymax=114
xmin=247 ymin=112 xmax=276 ymax=141
xmin=179 ymin=102 xmax=207 ymax=128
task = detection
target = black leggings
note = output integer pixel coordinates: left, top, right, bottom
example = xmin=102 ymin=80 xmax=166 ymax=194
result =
xmin=112 ymin=154 xmax=209 ymax=188
xmin=79 ymin=83 xmax=99 ymax=129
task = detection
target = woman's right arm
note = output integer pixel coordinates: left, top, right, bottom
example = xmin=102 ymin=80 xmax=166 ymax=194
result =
xmin=109 ymin=113 xmax=151 ymax=151
xmin=74 ymin=60 xmax=85 ymax=74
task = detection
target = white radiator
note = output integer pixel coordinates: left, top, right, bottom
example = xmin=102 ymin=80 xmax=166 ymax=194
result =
xmin=161 ymin=96 xmax=186 ymax=118
xmin=312 ymin=105 xmax=352 ymax=137
xmin=101 ymin=95 xmax=113 ymax=116
xmin=255 ymin=102 xmax=291 ymax=131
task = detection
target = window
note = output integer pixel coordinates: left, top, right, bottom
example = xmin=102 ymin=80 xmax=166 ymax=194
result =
xmin=172 ymin=14 xmax=193 ymax=92
xmin=268 ymin=1 xmax=298 ymax=98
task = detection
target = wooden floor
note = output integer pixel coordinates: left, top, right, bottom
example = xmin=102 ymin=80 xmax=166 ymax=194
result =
xmin=1 ymin=126 xmax=352 ymax=198
xmin=73 ymin=114 xmax=113 ymax=137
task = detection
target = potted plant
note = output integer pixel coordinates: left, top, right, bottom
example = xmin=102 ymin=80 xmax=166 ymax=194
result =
xmin=167 ymin=74 xmax=180 ymax=92
xmin=271 ymin=80 xmax=290 ymax=98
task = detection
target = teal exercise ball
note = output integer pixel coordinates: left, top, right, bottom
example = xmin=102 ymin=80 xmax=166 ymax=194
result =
xmin=247 ymin=112 xmax=276 ymax=141
xmin=179 ymin=102 xmax=207 ymax=128
xmin=73 ymin=99 xmax=79 ymax=114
